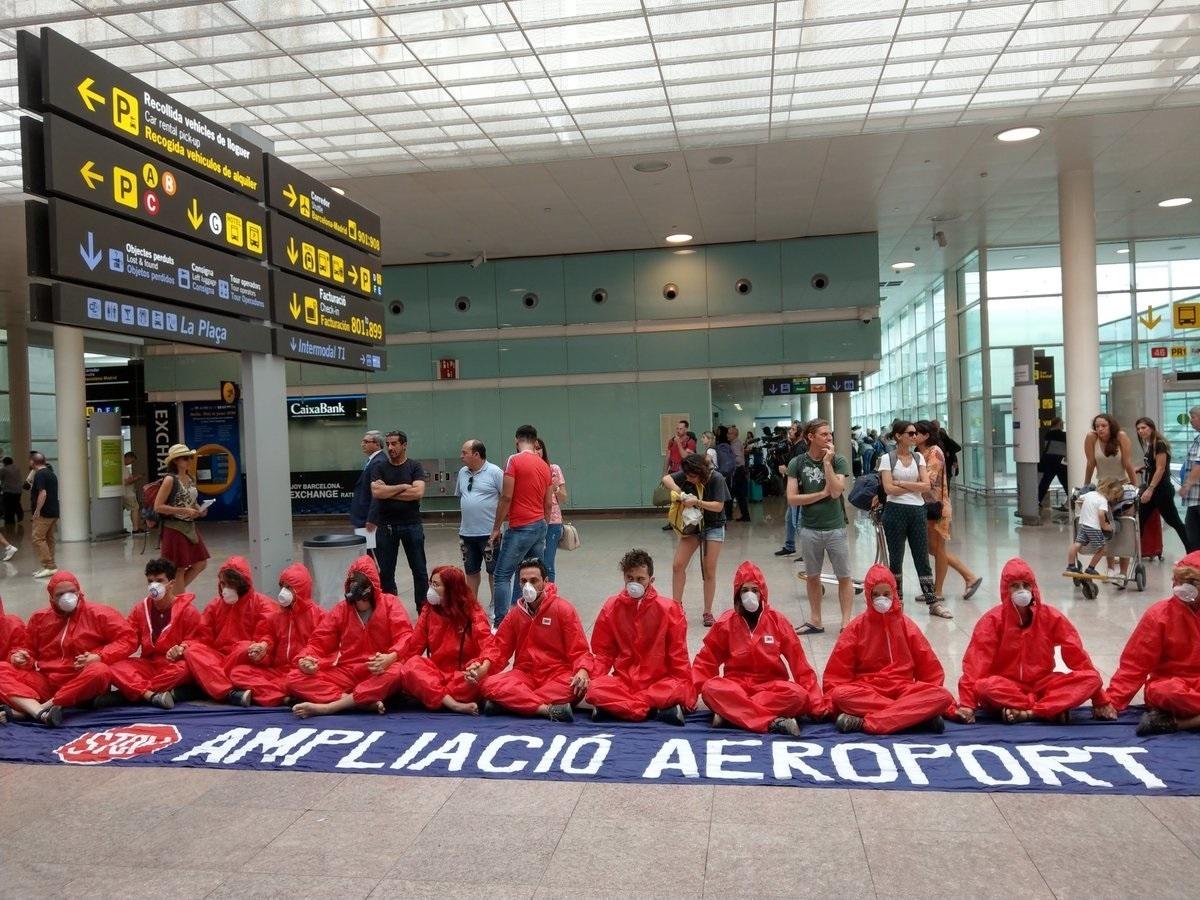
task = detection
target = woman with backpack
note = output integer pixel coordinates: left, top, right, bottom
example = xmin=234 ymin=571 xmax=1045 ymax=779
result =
xmin=878 ymin=421 xmax=949 ymax=618
xmin=153 ymin=443 xmax=210 ymax=589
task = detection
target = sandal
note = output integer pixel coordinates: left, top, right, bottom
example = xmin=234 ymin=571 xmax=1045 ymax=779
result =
xmin=927 ymin=600 xmax=953 ymax=619
xmin=963 ymin=576 xmax=983 ymax=600
xmin=795 ymin=622 xmax=825 ymax=636
xmin=702 ymin=612 xmax=716 ymax=627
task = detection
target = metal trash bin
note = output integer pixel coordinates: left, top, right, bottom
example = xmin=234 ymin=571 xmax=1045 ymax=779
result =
xmin=302 ymin=534 xmax=367 ymax=610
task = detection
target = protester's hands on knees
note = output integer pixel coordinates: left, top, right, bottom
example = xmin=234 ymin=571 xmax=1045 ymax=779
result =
xmin=571 ymin=668 xmax=589 ymax=698
xmin=10 ymin=650 xmax=29 ymax=668
xmin=166 ymin=643 xmax=186 ymax=662
xmin=956 ymin=705 xmax=976 ymax=724
xmin=464 ymin=660 xmax=488 ymax=684
xmin=1092 ymin=703 xmax=1118 ymax=721
xmin=367 ymin=651 xmax=396 ymax=675
xmin=247 ymin=642 xmax=267 ymax=663
xmin=298 ymin=656 xmax=318 ymax=675
xmin=74 ymin=652 xmax=101 ymax=669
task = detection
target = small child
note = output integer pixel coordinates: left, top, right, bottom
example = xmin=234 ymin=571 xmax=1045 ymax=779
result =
xmin=1066 ymin=479 xmax=1126 ymax=575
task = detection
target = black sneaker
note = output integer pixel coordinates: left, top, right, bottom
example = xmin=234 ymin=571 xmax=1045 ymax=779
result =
xmin=1064 ymin=562 xmax=1082 ymax=574
xmin=1136 ymin=708 xmax=1178 ymax=737
xmin=924 ymin=715 xmax=946 ymax=734
xmin=149 ymin=691 xmax=175 ymax=710
xmin=656 ymin=704 xmax=686 ymax=727
xmin=591 ymin=706 xmax=609 ymax=723
xmin=547 ymin=703 xmax=574 ymax=723
xmin=482 ymin=700 xmax=500 ymax=717
xmin=768 ymin=716 xmax=800 ymax=736
xmin=662 ymin=524 xmax=673 ymax=531
xmin=227 ymin=689 xmax=251 ymax=708
xmin=835 ymin=713 xmax=864 ymax=734
xmin=774 ymin=547 xmax=794 ymax=557
xmin=91 ymin=690 xmax=123 ymax=709
xmin=38 ymin=705 xmax=63 ymax=728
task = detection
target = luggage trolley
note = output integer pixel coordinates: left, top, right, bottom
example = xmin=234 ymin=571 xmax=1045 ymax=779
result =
xmin=794 ymin=507 xmax=886 ymax=596
xmin=1064 ymin=484 xmax=1147 ymax=599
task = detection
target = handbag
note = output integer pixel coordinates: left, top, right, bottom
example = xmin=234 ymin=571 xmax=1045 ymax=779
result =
xmin=652 ymin=484 xmax=672 ymax=507
xmin=558 ymin=522 xmax=581 ymax=551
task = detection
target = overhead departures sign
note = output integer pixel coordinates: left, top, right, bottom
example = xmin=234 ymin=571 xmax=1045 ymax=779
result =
xmin=21 ymin=28 xmax=264 ymax=200
xmin=266 ymin=155 xmax=381 ymax=256
xmin=271 ymin=270 xmax=384 ymax=346
xmin=267 ymin=211 xmax=384 ymax=299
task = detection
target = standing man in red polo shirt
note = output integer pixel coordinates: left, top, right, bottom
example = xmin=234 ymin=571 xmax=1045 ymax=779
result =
xmin=662 ymin=420 xmax=696 ymax=531
xmin=489 ymin=424 xmax=554 ymax=625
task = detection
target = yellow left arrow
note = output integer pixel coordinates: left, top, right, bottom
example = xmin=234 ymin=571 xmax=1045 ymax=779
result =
xmin=289 ymin=293 xmax=302 ymax=319
xmin=77 ymin=77 xmax=105 ymax=112
xmin=187 ymin=199 xmax=203 ymax=229
xmin=79 ymin=160 xmax=104 ymax=189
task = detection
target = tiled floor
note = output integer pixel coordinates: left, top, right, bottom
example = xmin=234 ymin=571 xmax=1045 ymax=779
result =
xmin=1 ymin=495 xmax=1198 ymax=898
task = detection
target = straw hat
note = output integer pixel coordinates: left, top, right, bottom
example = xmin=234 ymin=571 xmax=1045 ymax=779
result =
xmin=161 ymin=443 xmax=196 ymax=469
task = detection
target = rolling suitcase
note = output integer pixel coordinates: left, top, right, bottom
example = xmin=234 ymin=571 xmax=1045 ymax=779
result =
xmin=1141 ymin=506 xmax=1163 ymax=560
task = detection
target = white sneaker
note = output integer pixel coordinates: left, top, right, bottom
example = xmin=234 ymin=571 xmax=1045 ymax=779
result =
xmin=32 ymin=567 xmax=56 ymax=578
xmin=3 ymin=545 xmax=17 ymax=561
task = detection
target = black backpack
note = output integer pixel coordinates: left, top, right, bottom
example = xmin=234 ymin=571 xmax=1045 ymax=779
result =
xmin=848 ymin=452 xmax=899 ymax=511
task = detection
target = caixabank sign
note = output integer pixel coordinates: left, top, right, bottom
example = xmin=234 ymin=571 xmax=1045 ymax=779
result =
xmin=286 ymin=394 xmax=366 ymax=421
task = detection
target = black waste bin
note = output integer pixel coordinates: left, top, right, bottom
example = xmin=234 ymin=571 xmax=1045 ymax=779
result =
xmin=302 ymin=534 xmax=367 ymax=609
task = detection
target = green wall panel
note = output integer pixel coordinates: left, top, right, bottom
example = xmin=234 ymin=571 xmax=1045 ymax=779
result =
xmin=781 ymin=319 xmax=879 ymax=363
xmin=705 ymin=242 xmax=782 ymax=315
xmin=495 ymin=257 xmax=566 ymax=327
xmin=428 ymin=263 xmax=498 ymax=331
xmin=498 ymin=387 xmax=572 ymax=478
xmin=296 ymin=362 xmax=374 ymax=386
xmin=781 ymin=232 xmax=879 ymax=311
xmin=634 ymin=248 xmax=708 ymax=320
xmin=427 ymin=340 xmax=499 ymax=380
xmin=383 ymin=265 xmax=430 ymax=334
xmin=636 ymin=330 xmax=708 ymax=371
xmin=566 ymin=333 xmax=637 ymax=374
xmin=497 ymin=336 xmax=567 ymax=378
xmin=568 ymin=382 xmax=637 ymax=507
xmin=563 ymin=252 xmax=636 ymax=323
xmin=430 ymin=387 xmax=501 ymax=462
xmin=708 ymin=325 xmax=783 ymax=364
xmin=380 ymin=343 xmax=433 ymax=383
xmin=364 ymin=389 xmax=435 ymax=451
xmin=636 ymin=379 xmax=710 ymax=505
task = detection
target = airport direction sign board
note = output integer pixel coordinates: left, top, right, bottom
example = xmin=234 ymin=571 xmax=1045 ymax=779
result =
xmin=271 ymin=270 xmax=384 ymax=346
xmin=32 ymin=282 xmax=272 ymax=355
xmin=266 ymin=155 xmax=381 ymax=256
xmin=28 ymin=114 xmax=266 ymax=260
xmin=268 ymin=211 xmax=383 ymax=299
xmin=21 ymin=28 xmax=264 ymax=200
xmin=31 ymin=198 xmax=269 ymax=320
xmin=274 ymin=328 xmax=387 ymax=373
xmin=762 ymin=374 xmax=860 ymax=396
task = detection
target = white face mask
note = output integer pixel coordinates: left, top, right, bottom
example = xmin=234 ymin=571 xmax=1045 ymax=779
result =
xmin=426 ymin=586 xmax=442 ymax=606
xmin=1010 ymin=588 xmax=1033 ymax=608
xmin=56 ymin=592 xmax=79 ymax=614
xmin=871 ymin=595 xmax=892 ymax=614
xmin=221 ymin=586 xmax=240 ymax=605
xmin=277 ymin=587 xmax=294 ymax=608
xmin=1173 ymin=583 xmax=1199 ymax=603
xmin=740 ymin=590 xmax=760 ymax=613
xmin=625 ymin=582 xmax=646 ymax=600
xmin=147 ymin=582 xmax=167 ymax=602
xmin=522 ymin=581 xmax=538 ymax=604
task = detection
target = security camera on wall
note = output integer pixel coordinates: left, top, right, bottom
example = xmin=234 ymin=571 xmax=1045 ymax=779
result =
xmin=468 ymin=252 xmax=486 ymax=270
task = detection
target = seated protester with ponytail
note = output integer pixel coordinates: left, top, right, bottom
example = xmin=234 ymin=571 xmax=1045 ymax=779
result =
xmin=392 ymin=565 xmax=492 ymax=716
xmin=585 ymin=548 xmax=695 ymax=726
xmin=823 ymin=564 xmax=956 ymax=735
xmin=692 ymin=561 xmax=826 ymax=736
xmin=956 ymin=557 xmax=1115 ymax=725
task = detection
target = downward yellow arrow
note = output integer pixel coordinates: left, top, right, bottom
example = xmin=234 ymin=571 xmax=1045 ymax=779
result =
xmin=282 ymin=184 xmax=297 ymax=208
xmin=1139 ymin=307 xmax=1162 ymax=330
xmin=286 ymin=237 xmax=298 ymax=264
xmin=77 ymin=77 xmax=104 ymax=112
xmin=79 ymin=160 xmax=103 ymax=189
xmin=187 ymin=198 xmax=203 ymax=229
xmin=289 ymin=292 xmax=301 ymax=319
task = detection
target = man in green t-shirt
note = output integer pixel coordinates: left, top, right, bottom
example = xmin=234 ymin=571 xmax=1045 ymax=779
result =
xmin=787 ymin=419 xmax=853 ymax=635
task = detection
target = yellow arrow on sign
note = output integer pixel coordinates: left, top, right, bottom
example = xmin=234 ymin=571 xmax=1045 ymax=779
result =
xmin=186 ymin=198 xmax=203 ymax=229
xmin=282 ymin=184 xmax=297 ymax=208
xmin=1139 ymin=307 xmax=1162 ymax=330
xmin=348 ymin=266 xmax=359 ymax=286
xmin=79 ymin=160 xmax=104 ymax=189
xmin=289 ymin=292 xmax=301 ymax=319
xmin=286 ymin=237 xmax=299 ymax=265
xmin=77 ymin=77 xmax=104 ymax=112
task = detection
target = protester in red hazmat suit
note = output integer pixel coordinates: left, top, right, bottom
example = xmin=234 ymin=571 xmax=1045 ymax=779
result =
xmin=823 ymin=564 xmax=955 ymax=734
xmin=0 ymin=593 xmax=29 ymax=725
xmin=692 ymin=560 xmax=826 ymax=735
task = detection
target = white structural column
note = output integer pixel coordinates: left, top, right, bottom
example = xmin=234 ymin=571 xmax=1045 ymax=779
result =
xmin=816 ymin=393 xmax=833 ymax=426
xmin=1059 ymin=166 xmax=1101 ymax=478
xmin=53 ymin=325 xmax=88 ymax=541
xmin=833 ymin=392 xmax=852 ymax=462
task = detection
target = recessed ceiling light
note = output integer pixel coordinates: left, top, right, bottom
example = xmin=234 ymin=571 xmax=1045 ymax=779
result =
xmin=1158 ymin=197 xmax=1193 ymax=208
xmin=633 ymin=160 xmax=670 ymax=173
xmin=891 ymin=261 xmax=916 ymax=270
xmin=424 ymin=251 xmax=451 ymax=258
xmin=708 ymin=155 xmax=733 ymax=165
xmin=666 ymin=233 xmax=693 ymax=243
xmin=1115 ymin=248 xmax=1130 ymax=255
xmin=995 ymin=126 xmax=1042 ymax=142
xmin=331 ymin=186 xmax=346 ymax=196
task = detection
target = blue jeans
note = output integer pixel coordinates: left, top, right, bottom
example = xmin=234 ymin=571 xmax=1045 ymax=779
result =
xmin=375 ymin=522 xmax=428 ymax=606
xmin=492 ymin=520 xmax=547 ymax=624
xmin=544 ymin=523 xmax=563 ymax=582
xmin=783 ymin=504 xmax=800 ymax=551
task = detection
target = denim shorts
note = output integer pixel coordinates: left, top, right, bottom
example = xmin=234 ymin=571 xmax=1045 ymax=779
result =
xmin=702 ymin=525 xmax=726 ymax=543
xmin=460 ymin=535 xmax=496 ymax=576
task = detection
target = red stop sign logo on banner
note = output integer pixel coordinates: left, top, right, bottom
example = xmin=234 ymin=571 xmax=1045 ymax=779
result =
xmin=54 ymin=723 xmax=182 ymax=765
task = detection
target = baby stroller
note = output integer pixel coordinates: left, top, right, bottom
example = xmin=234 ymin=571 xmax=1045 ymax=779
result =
xmin=1065 ymin=484 xmax=1147 ymax=599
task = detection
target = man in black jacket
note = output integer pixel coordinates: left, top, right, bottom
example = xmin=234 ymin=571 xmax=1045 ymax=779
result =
xmin=349 ymin=430 xmax=384 ymax=555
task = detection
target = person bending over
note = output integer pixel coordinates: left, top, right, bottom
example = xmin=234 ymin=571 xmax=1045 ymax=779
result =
xmin=823 ymin=564 xmax=955 ymax=735
xmin=692 ymin=561 xmax=827 ymax=736
xmin=0 ymin=571 xmax=135 ymax=726
xmin=289 ymin=556 xmax=413 ymax=718
xmin=227 ymin=562 xmax=325 ymax=707
xmin=956 ymin=557 xmax=1116 ymax=724
xmin=585 ymin=548 xmax=695 ymax=725
xmin=465 ymin=558 xmax=591 ymax=722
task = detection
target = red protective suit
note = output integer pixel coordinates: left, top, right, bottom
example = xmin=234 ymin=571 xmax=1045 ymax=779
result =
xmin=392 ymin=601 xmax=491 ymax=709
xmin=476 ymin=583 xmax=592 ymax=715
xmin=0 ymin=572 xmax=136 ymax=708
xmin=0 ymin=597 xmax=27 ymax=659
xmin=108 ymin=591 xmax=201 ymax=701
xmin=1107 ymin=549 xmax=1200 ymax=716
xmin=585 ymin=584 xmax=696 ymax=720
xmin=823 ymin=565 xmax=955 ymax=734
xmin=227 ymin=563 xmax=324 ymax=706
xmin=959 ymin=557 xmax=1107 ymax=718
xmin=286 ymin=556 xmax=413 ymax=705
xmin=184 ymin=556 xmax=277 ymax=701
xmin=692 ymin=561 xmax=825 ymax=732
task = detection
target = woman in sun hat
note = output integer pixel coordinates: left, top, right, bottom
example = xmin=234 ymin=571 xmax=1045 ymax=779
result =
xmin=154 ymin=443 xmax=210 ymax=589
